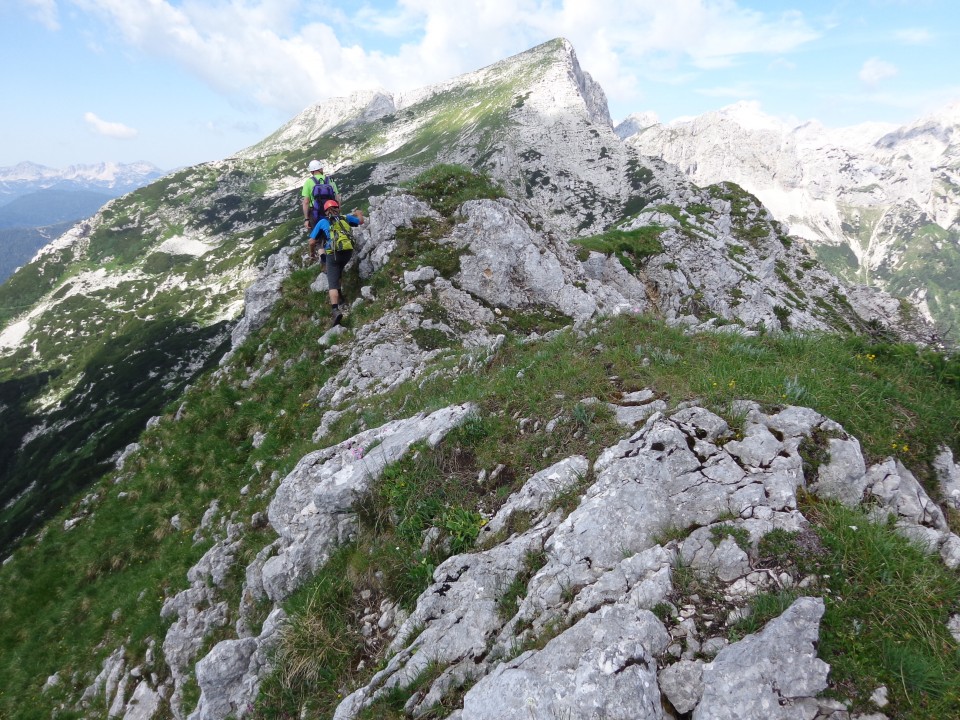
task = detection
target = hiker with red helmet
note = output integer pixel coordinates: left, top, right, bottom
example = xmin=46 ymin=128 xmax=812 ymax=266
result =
xmin=301 ymin=159 xmax=340 ymax=261
xmin=309 ymin=199 xmax=365 ymax=326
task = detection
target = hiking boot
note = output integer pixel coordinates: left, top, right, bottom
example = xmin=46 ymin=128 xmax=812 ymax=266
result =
xmin=331 ymin=307 xmax=344 ymax=327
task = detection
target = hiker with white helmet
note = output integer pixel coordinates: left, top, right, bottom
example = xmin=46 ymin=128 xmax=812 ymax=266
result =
xmin=301 ymin=159 xmax=340 ymax=262
xmin=309 ymin=199 xmax=364 ymax=326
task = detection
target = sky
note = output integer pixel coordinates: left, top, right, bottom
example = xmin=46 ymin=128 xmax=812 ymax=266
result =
xmin=2 ymin=0 xmax=959 ymax=172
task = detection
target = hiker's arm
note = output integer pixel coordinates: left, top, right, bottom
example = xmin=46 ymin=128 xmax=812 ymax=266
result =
xmin=351 ymin=209 xmax=365 ymax=224
xmin=301 ymin=196 xmax=311 ymax=226
xmin=310 ymin=219 xmax=330 ymax=241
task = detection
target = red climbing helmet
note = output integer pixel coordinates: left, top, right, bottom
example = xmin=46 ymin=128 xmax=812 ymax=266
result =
xmin=323 ymin=200 xmax=339 ymax=213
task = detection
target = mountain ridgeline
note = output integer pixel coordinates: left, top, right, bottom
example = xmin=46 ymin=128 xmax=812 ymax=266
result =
xmin=0 ymin=39 xmax=935 ymax=553
xmin=619 ymin=101 xmax=960 ymax=338
xmin=1 ymin=38 xmax=959 ymax=720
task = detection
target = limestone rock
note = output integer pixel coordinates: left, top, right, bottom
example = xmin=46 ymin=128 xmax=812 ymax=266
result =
xmin=460 ymin=605 xmax=670 ymax=720
xmin=221 ymin=247 xmax=296 ymax=363
xmin=693 ymin=596 xmax=829 ymax=719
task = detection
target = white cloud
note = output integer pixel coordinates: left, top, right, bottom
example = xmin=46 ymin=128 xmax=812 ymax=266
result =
xmin=62 ymin=0 xmax=821 ymax=118
xmin=22 ymin=0 xmax=59 ymax=30
xmin=696 ymin=83 xmax=758 ymax=98
xmin=859 ymin=58 xmax=898 ymax=87
xmin=894 ymin=28 xmax=933 ymax=45
xmin=84 ymin=112 xmax=138 ymax=139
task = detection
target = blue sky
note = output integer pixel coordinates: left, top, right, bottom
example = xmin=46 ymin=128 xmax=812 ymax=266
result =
xmin=3 ymin=0 xmax=959 ymax=171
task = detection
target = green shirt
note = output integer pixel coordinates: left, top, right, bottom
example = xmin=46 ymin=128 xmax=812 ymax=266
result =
xmin=301 ymin=173 xmax=339 ymax=200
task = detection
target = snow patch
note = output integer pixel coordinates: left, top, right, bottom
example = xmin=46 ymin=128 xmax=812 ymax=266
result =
xmin=157 ymin=236 xmax=214 ymax=257
xmin=0 ymin=319 xmax=30 ymax=349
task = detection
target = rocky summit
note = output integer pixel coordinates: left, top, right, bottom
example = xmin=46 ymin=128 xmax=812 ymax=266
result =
xmin=0 ymin=38 xmax=959 ymax=720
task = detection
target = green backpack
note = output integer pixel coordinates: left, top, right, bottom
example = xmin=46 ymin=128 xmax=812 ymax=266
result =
xmin=327 ymin=217 xmax=354 ymax=252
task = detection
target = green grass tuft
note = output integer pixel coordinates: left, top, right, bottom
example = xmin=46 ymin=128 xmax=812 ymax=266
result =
xmin=404 ymin=164 xmax=506 ymax=218
xmin=571 ymin=227 xmax=665 ymax=274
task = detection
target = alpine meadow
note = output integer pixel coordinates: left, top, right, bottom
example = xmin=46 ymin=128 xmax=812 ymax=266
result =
xmin=1 ymin=39 xmax=959 ymax=720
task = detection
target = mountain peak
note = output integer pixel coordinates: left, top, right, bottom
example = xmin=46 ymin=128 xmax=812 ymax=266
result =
xmin=249 ymin=36 xmax=613 ymax=167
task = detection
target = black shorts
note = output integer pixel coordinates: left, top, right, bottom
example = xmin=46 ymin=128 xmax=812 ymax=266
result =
xmin=325 ymin=249 xmax=352 ymax=290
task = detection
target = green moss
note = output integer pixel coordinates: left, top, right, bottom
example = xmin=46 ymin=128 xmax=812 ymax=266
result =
xmin=410 ymin=326 xmax=454 ymax=351
xmin=710 ymin=523 xmax=751 ymax=552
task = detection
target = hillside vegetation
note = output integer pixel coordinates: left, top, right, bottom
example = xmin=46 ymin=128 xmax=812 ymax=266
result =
xmin=1 ymin=167 xmax=959 ymax=720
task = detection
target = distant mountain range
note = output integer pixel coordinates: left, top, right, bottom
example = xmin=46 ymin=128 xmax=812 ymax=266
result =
xmin=0 ymin=162 xmax=166 ymax=283
xmin=0 ymin=161 xmax=166 ymax=203
xmin=618 ymin=101 xmax=960 ymax=335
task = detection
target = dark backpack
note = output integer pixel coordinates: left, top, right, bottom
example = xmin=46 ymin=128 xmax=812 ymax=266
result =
xmin=311 ymin=176 xmax=337 ymax=217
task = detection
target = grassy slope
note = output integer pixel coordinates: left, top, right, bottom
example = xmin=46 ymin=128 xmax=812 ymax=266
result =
xmin=0 ymin=160 xmax=301 ymax=552
xmin=0 ymin=168 xmax=959 ymax=720
xmin=820 ymin=205 xmax=960 ymax=338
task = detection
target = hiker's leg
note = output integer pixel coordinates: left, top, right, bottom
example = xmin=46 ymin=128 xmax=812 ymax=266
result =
xmin=336 ymin=250 xmax=352 ymax=306
xmin=326 ymin=255 xmax=344 ymax=307
xmin=327 ymin=258 xmax=344 ymax=327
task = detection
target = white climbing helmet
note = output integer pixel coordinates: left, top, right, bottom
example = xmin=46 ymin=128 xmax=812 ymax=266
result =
xmin=308 ymin=159 xmax=323 ymax=172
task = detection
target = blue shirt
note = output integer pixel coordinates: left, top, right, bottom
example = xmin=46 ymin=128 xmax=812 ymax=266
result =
xmin=309 ymin=214 xmax=361 ymax=245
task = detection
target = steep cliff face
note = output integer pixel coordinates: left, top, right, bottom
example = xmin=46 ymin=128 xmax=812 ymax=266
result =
xmin=621 ymin=101 xmax=960 ymax=335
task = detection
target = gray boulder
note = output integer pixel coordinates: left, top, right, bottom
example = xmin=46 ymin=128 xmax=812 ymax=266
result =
xmin=259 ymin=402 xmax=477 ymax=602
xmin=693 ymin=597 xmax=829 ymax=719
xmin=461 ymin=604 xmax=671 ymax=720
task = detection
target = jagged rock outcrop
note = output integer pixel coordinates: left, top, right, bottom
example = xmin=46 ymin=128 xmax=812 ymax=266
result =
xmin=75 ymin=297 xmax=955 ymax=720
xmin=221 ymin=246 xmax=297 ymax=362
xmin=184 ymin=404 xmax=476 ymax=719
xmin=320 ymin=399 xmax=954 ymax=720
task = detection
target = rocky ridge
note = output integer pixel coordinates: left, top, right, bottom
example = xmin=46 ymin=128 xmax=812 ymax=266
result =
xmin=1 ymin=38 xmax=939 ymax=553
xmin=1 ymin=37 xmax=957 ymax=720
xmin=67 ymin=178 xmax=959 ymax=719
xmin=80 ymin=353 xmax=960 ymax=720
